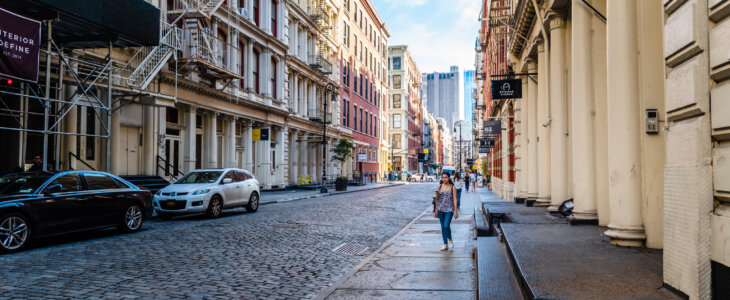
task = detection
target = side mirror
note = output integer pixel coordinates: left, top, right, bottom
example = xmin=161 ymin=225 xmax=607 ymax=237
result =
xmin=44 ymin=183 xmax=62 ymax=195
xmin=222 ymin=178 xmax=233 ymax=184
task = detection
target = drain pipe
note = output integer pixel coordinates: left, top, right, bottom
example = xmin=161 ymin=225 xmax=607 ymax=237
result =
xmin=530 ymin=0 xmax=552 ymax=127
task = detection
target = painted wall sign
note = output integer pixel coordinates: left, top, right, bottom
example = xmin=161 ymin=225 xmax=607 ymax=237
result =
xmin=0 ymin=8 xmax=41 ymax=82
xmin=491 ymin=79 xmax=522 ymax=99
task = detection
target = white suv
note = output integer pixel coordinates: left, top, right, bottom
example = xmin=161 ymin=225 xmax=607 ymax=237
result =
xmin=153 ymin=168 xmax=260 ymax=219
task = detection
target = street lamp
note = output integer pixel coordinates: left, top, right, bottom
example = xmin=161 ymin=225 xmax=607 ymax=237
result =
xmin=454 ymin=120 xmax=465 ymax=172
xmin=320 ymin=82 xmax=336 ymax=193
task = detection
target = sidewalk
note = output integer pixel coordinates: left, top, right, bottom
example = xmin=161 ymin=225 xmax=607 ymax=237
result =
xmin=318 ymin=188 xmax=482 ymax=299
xmin=259 ymin=182 xmax=404 ymax=205
xmin=478 ymin=189 xmax=680 ymax=299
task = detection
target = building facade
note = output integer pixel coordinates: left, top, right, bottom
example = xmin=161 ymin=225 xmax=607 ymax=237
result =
xmin=337 ymin=0 xmax=389 ymax=183
xmin=387 ymin=45 xmax=422 ymax=173
xmin=0 ymin=0 xmax=351 ymax=191
xmin=423 ymin=66 xmax=460 ymax=129
xmin=476 ymin=0 xmax=730 ymax=298
xmin=463 ymin=69 xmax=476 ymax=141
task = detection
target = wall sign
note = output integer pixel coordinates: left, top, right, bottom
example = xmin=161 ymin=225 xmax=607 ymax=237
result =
xmin=358 ymin=153 xmax=367 ymax=161
xmin=491 ymin=79 xmax=522 ymax=99
xmin=483 ymin=120 xmax=502 ymax=135
xmin=0 ymin=8 xmax=41 ymax=82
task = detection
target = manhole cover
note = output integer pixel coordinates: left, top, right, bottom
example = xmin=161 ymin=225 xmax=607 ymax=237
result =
xmin=272 ymin=223 xmax=299 ymax=229
xmin=332 ymin=243 xmax=369 ymax=255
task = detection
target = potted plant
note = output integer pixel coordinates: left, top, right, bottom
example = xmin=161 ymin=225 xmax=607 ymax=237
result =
xmin=331 ymin=138 xmax=355 ymax=191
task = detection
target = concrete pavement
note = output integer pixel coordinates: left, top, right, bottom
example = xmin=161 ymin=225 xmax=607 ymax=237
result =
xmin=319 ymin=185 xmax=480 ymax=300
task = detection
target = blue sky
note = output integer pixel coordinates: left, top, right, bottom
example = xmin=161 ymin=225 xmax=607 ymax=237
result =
xmin=372 ymin=0 xmax=481 ymax=74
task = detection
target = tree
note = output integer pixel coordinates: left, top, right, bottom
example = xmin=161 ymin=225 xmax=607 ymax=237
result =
xmin=331 ymin=138 xmax=355 ymax=177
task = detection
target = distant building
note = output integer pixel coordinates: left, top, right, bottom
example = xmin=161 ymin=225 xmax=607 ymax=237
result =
xmin=387 ymin=45 xmax=422 ymax=173
xmin=423 ymin=66 xmax=460 ymax=129
xmin=463 ymin=70 xmax=476 ymax=140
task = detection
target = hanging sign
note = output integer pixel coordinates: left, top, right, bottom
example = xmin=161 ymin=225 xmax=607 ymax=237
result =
xmin=491 ymin=79 xmax=522 ymax=99
xmin=483 ymin=120 xmax=502 ymax=135
xmin=478 ymin=139 xmax=490 ymax=153
xmin=252 ymin=128 xmax=261 ymax=141
xmin=0 ymin=8 xmax=41 ymax=82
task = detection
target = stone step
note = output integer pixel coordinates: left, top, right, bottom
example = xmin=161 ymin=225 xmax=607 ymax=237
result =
xmin=476 ymin=236 xmax=524 ymax=300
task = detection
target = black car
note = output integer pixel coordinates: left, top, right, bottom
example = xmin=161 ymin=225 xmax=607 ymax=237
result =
xmin=0 ymin=170 xmax=153 ymax=253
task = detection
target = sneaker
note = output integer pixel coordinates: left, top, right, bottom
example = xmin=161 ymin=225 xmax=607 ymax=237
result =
xmin=448 ymin=241 xmax=455 ymax=250
xmin=440 ymin=245 xmax=448 ymax=251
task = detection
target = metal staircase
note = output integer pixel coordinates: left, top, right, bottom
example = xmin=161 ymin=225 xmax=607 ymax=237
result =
xmin=169 ymin=0 xmax=226 ymax=19
xmin=120 ymin=20 xmax=182 ymax=89
xmin=308 ymin=0 xmax=332 ymax=75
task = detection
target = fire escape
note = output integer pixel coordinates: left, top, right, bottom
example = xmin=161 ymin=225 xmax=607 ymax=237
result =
xmin=307 ymin=0 xmax=333 ymax=123
xmin=118 ymin=20 xmax=182 ymax=90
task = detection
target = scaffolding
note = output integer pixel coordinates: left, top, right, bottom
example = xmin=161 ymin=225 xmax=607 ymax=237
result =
xmin=0 ymin=0 xmax=166 ymax=175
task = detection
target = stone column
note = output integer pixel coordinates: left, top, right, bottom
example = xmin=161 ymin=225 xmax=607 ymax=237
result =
xmin=293 ymin=75 xmax=300 ymax=115
xmin=502 ymin=116 xmax=511 ymax=201
xmin=62 ymin=84 xmax=78 ymax=171
xmin=183 ymin=106 xmax=197 ymax=173
xmin=536 ymin=39 xmax=551 ymax=206
xmin=247 ymin=42 xmax=254 ymax=90
xmin=206 ymin=113 xmax=218 ymax=168
xmin=262 ymin=50 xmax=272 ymax=101
xmin=275 ymin=128 xmax=286 ymax=185
xmin=143 ymin=106 xmax=155 ymax=174
xmin=289 ymin=130 xmax=299 ymax=184
xmin=226 ymin=117 xmax=237 ymax=168
xmin=570 ymin=1 xmax=598 ymax=222
xmin=110 ymin=103 xmax=121 ymax=174
xmin=299 ymin=133 xmax=308 ymax=183
xmin=243 ymin=121 xmax=254 ymax=171
xmin=526 ymin=59 xmax=538 ymax=201
xmin=518 ymin=75 xmax=529 ymax=200
xmin=547 ymin=13 xmax=570 ymax=212
xmin=604 ymin=0 xmax=645 ymax=247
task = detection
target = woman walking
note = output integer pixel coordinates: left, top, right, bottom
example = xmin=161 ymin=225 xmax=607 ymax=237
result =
xmin=434 ymin=172 xmax=459 ymax=251
xmin=454 ymin=172 xmax=464 ymax=207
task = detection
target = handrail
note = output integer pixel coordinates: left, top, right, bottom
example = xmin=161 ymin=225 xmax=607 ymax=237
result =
xmin=68 ymin=152 xmax=96 ymax=171
xmin=156 ymin=155 xmax=185 ymax=181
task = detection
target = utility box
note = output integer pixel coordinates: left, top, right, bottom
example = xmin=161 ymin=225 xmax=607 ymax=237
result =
xmin=645 ymin=109 xmax=659 ymax=134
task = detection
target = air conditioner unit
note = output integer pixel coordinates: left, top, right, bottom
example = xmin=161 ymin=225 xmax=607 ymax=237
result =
xmin=238 ymin=7 xmax=249 ymax=18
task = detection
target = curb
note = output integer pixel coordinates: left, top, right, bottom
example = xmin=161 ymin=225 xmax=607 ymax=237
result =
xmin=312 ymin=207 xmax=431 ymax=300
xmin=259 ymin=183 xmax=405 ymax=206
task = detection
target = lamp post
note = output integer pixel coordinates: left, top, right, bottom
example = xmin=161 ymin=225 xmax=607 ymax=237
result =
xmin=320 ymin=83 xmax=336 ymax=193
xmin=454 ymin=120 xmax=464 ymax=172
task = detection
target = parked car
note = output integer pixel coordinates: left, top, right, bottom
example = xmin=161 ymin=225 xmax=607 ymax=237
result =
xmin=0 ymin=170 xmax=153 ymax=253
xmin=409 ymin=174 xmax=436 ymax=182
xmin=154 ymin=168 xmax=260 ymax=219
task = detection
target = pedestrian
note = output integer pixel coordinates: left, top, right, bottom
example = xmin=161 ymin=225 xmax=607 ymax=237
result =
xmin=434 ymin=172 xmax=458 ymax=251
xmin=464 ymin=172 xmax=470 ymax=192
xmin=469 ymin=172 xmax=477 ymax=192
xmin=28 ymin=155 xmax=43 ymax=172
xmin=486 ymin=174 xmax=492 ymax=190
xmin=454 ymin=172 xmax=464 ymax=207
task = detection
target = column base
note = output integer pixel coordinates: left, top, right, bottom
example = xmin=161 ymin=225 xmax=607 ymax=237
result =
xmin=535 ymin=197 xmax=551 ymax=207
xmin=514 ymin=197 xmax=526 ymax=204
xmin=604 ymin=224 xmax=646 ymax=247
xmin=569 ymin=210 xmax=599 ymax=225
xmin=547 ymin=205 xmax=561 ymax=212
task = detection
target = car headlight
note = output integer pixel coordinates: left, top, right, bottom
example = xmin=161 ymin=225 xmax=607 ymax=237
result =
xmin=155 ymin=190 xmax=161 ymax=196
xmin=192 ymin=188 xmax=210 ymax=195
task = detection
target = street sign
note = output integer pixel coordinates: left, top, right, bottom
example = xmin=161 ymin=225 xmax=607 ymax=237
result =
xmin=483 ymin=120 xmax=501 ymax=135
xmin=491 ymin=78 xmax=522 ymax=99
xmin=466 ymin=158 xmax=474 ymax=165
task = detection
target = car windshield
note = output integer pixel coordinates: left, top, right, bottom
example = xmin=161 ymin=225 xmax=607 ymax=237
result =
xmin=0 ymin=173 xmax=52 ymax=195
xmin=174 ymin=171 xmax=223 ymax=184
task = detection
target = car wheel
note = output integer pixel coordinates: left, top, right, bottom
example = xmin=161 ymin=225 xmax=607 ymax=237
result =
xmin=245 ymin=192 xmax=259 ymax=212
xmin=157 ymin=212 xmax=174 ymax=220
xmin=206 ymin=195 xmax=223 ymax=218
xmin=119 ymin=204 xmax=144 ymax=233
xmin=0 ymin=213 xmax=31 ymax=253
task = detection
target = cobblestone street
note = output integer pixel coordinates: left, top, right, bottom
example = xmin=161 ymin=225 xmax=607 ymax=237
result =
xmin=0 ymin=184 xmax=435 ymax=300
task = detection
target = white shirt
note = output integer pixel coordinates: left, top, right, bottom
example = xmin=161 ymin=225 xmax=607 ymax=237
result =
xmin=454 ymin=179 xmax=464 ymax=189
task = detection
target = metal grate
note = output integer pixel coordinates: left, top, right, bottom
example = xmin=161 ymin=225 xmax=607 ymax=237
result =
xmin=332 ymin=243 xmax=369 ymax=256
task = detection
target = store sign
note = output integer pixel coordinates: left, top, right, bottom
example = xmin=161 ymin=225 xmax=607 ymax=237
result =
xmin=483 ymin=120 xmax=502 ymax=135
xmin=358 ymin=153 xmax=367 ymax=161
xmin=418 ymin=153 xmax=427 ymax=162
xmin=478 ymin=138 xmax=491 ymax=153
xmin=0 ymin=8 xmax=41 ymax=82
xmin=252 ymin=128 xmax=269 ymax=141
xmin=491 ymin=79 xmax=522 ymax=99
xmin=466 ymin=158 xmax=474 ymax=165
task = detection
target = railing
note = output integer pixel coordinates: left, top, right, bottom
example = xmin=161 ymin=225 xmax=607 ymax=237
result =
xmin=117 ymin=20 xmax=182 ymax=87
xmin=169 ymin=0 xmax=225 ymax=17
xmin=308 ymin=54 xmax=332 ymax=75
xmin=181 ymin=27 xmax=240 ymax=74
xmin=156 ymin=155 xmax=185 ymax=181
xmin=68 ymin=152 xmax=96 ymax=171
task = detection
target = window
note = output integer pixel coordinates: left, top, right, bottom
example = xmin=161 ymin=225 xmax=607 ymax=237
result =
xmin=364 ymin=78 xmax=368 ymax=100
xmin=359 ymin=108 xmax=363 ymax=132
xmin=85 ymin=108 xmax=95 ymax=160
xmin=344 ymin=0 xmax=349 ymax=11
xmin=342 ymin=22 xmax=349 ymax=47
xmin=342 ymin=99 xmax=348 ymax=126
xmin=271 ymin=1 xmax=278 ymax=37
xmin=222 ymin=171 xmax=235 ymax=182
xmin=342 ymin=60 xmax=349 ymax=87
xmin=393 ymin=75 xmax=402 ymax=89
xmin=393 ymin=114 xmax=401 ymax=128
xmin=84 ymin=173 xmax=120 ymax=190
xmin=393 ymin=94 xmax=401 ymax=108
xmin=354 ymin=72 xmax=358 ymax=93
xmin=270 ymin=57 xmax=277 ymax=98
xmin=359 ymin=72 xmax=363 ymax=95
xmin=233 ymin=171 xmax=246 ymax=182
xmin=253 ymin=49 xmax=260 ymax=93
xmin=354 ymin=3 xmax=357 ymax=21
xmin=353 ymin=105 xmax=358 ymax=131
xmin=254 ymin=0 xmax=260 ymax=26
xmin=393 ymin=134 xmax=401 ymax=149
xmin=364 ymin=111 xmax=368 ymax=134
xmin=370 ymin=114 xmax=373 ymax=135
xmin=359 ymin=10 xmax=363 ymax=28
xmin=354 ymin=35 xmax=358 ymax=56
xmin=374 ymin=116 xmax=377 ymax=137
xmin=47 ymin=174 xmax=83 ymax=193
xmin=393 ymin=57 xmax=401 ymax=70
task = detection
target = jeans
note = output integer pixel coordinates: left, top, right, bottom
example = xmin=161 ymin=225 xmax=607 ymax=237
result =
xmin=456 ymin=188 xmax=462 ymax=207
xmin=465 ymin=182 xmax=470 ymax=191
xmin=438 ymin=211 xmax=454 ymax=245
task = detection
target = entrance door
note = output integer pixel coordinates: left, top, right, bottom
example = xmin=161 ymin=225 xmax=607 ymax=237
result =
xmin=164 ymin=137 xmax=182 ymax=178
xmin=119 ymin=126 xmax=140 ymax=175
